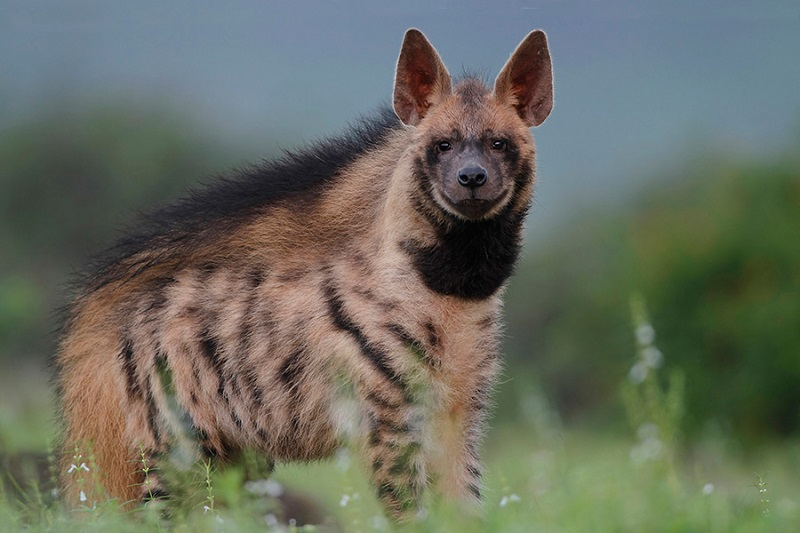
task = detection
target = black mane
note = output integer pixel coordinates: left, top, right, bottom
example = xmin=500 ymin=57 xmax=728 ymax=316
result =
xmin=83 ymin=106 xmax=402 ymax=288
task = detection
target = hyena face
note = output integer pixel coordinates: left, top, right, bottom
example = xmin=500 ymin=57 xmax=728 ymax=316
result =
xmin=56 ymin=28 xmax=553 ymax=524
xmin=395 ymin=29 xmax=552 ymax=222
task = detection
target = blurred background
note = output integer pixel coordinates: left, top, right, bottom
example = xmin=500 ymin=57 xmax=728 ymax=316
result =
xmin=1 ymin=0 xmax=799 ymax=492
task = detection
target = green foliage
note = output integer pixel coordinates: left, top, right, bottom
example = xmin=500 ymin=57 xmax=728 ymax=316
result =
xmin=505 ymin=148 xmax=800 ymax=441
xmin=2 ymin=101 xmax=799 ymax=446
xmin=2 ymin=426 xmax=798 ymax=531
xmin=0 ymin=104 xmax=232 ymax=360
xmin=620 ymin=294 xmax=684 ymax=488
xmin=630 ymin=158 xmax=800 ymax=439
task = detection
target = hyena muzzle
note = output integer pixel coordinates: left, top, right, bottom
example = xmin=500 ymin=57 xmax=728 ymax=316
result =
xmin=56 ymin=28 xmax=553 ymax=520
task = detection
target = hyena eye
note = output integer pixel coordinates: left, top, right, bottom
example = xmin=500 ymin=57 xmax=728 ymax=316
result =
xmin=491 ymin=139 xmax=507 ymax=151
xmin=436 ymin=140 xmax=452 ymax=153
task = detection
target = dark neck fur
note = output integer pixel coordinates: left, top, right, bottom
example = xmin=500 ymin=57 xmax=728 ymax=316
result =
xmin=401 ymin=207 xmax=527 ymax=300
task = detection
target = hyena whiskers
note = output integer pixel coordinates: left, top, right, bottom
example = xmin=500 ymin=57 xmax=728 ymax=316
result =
xmin=56 ymin=28 xmax=553 ymax=521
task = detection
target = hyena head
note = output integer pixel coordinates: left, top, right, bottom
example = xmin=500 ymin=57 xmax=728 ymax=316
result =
xmin=394 ymin=29 xmax=553 ymax=222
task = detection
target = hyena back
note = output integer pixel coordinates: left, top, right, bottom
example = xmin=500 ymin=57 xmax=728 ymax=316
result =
xmin=57 ymin=29 xmax=553 ymax=520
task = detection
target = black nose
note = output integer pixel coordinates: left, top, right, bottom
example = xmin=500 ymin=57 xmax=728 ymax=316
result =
xmin=457 ymin=166 xmax=488 ymax=189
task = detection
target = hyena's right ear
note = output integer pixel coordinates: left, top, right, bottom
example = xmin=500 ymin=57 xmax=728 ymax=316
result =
xmin=494 ymin=30 xmax=554 ymax=127
xmin=393 ymin=29 xmax=452 ymax=126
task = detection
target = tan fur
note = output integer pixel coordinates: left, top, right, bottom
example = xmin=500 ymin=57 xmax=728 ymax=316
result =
xmin=56 ymin=29 xmax=553 ymax=520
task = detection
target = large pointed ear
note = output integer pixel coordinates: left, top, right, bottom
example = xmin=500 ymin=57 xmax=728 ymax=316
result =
xmin=393 ymin=29 xmax=452 ymax=126
xmin=494 ymin=30 xmax=554 ymax=127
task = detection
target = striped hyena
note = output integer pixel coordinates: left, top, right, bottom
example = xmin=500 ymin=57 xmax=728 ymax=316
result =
xmin=56 ymin=28 xmax=553 ymax=520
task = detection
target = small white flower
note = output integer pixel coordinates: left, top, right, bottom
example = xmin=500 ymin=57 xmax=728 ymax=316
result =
xmin=67 ymin=462 xmax=90 ymax=474
xmin=642 ymin=346 xmax=663 ymax=368
xmin=335 ymin=448 xmax=352 ymax=472
xmin=244 ymin=478 xmax=284 ymax=498
xmin=500 ymin=493 xmax=521 ymax=507
xmin=339 ymin=494 xmax=350 ymax=507
xmin=641 ymin=436 xmax=664 ymax=459
xmin=79 ymin=490 xmax=87 ymax=502
xmin=628 ymin=361 xmax=648 ymax=384
xmin=264 ymin=513 xmax=278 ymax=527
xmin=703 ymin=483 xmax=714 ymax=495
xmin=630 ymin=440 xmax=664 ymax=464
xmin=630 ymin=423 xmax=666 ymax=464
xmin=629 ymin=445 xmax=645 ymax=464
xmin=203 ymin=505 xmax=211 ymax=514
xmin=637 ymin=422 xmax=659 ymax=441
xmin=370 ymin=515 xmax=388 ymax=530
xmin=636 ymin=323 xmax=655 ymax=346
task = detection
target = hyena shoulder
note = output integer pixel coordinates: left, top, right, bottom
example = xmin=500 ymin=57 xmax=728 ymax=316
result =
xmin=83 ymin=106 xmax=403 ymax=292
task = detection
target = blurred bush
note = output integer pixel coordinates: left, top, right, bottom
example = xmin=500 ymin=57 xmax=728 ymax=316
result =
xmin=0 ymin=104 xmax=232 ymax=361
xmin=2 ymin=103 xmax=798 ymax=443
xmin=505 ymin=146 xmax=800 ymax=442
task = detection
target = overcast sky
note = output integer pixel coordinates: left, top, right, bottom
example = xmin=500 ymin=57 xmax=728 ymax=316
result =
xmin=2 ymin=0 xmax=799 ymax=234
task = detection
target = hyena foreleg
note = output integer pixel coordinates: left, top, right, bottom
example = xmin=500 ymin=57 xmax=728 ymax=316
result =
xmin=429 ymin=404 xmax=486 ymax=509
xmin=58 ymin=331 xmax=152 ymax=507
xmin=429 ymin=361 xmax=498 ymax=511
xmin=362 ymin=392 xmax=428 ymax=520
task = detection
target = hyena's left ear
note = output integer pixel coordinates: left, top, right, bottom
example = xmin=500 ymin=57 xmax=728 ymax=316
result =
xmin=494 ymin=30 xmax=554 ymax=127
xmin=393 ymin=29 xmax=452 ymax=126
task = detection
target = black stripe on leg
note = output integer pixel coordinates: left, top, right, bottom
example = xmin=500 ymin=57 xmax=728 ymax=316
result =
xmin=468 ymin=483 xmax=482 ymax=500
xmin=386 ymin=323 xmax=439 ymax=370
xmin=377 ymin=481 xmax=418 ymax=514
xmin=365 ymin=391 xmax=401 ymax=410
xmin=373 ymin=416 xmax=411 ymax=435
xmin=369 ymin=428 xmax=382 ymax=446
xmin=467 ymin=464 xmax=481 ymax=479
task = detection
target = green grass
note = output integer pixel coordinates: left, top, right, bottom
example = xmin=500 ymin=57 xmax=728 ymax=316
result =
xmin=1 ymin=325 xmax=798 ymax=531
xmin=1 ymin=406 xmax=798 ymax=531
xmin=270 ymin=428 xmax=799 ymax=532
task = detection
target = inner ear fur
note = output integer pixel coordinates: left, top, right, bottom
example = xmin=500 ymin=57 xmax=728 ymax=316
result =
xmin=494 ymin=30 xmax=554 ymax=127
xmin=393 ymin=29 xmax=452 ymax=126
